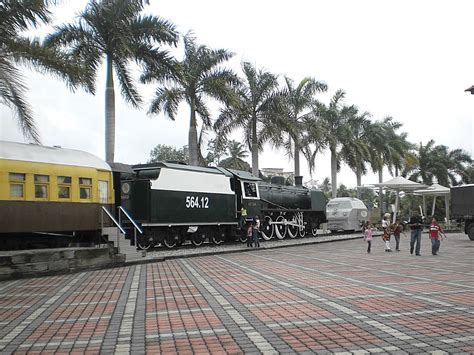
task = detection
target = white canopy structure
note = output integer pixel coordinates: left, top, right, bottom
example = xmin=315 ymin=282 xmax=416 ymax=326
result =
xmin=372 ymin=176 xmax=426 ymax=223
xmin=413 ymin=183 xmax=451 ymax=228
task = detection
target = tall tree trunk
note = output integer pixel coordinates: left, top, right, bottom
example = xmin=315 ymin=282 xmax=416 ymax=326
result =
xmin=188 ymin=99 xmax=199 ymax=166
xmin=251 ymin=116 xmax=258 ymax=176
xmin=330 ymin=146 xmax=337 ymax=199
xmin=294 ymin=140 xmax=300 ymax=177
xmin=378 ymin=168 xmax=384 ymax=219
xmin=356 ymin=170 xmax=362 ymax=199
xmin=105 ymin=55 xmax=115 ymax=162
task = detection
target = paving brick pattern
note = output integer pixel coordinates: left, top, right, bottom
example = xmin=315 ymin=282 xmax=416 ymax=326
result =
xmin=0 ymin=233 xmax=473 ymax=354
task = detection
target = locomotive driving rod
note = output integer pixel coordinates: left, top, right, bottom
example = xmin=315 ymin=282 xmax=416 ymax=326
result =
xmin=268 ymin=219 xmax=302 ymax=227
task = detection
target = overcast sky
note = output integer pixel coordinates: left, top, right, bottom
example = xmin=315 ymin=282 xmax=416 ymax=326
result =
xmin=1 ymin=0 xmax=473 ymax=188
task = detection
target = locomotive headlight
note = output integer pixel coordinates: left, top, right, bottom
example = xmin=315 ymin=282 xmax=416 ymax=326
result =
xmin=121 ymin=182 xmax=130 ymax=194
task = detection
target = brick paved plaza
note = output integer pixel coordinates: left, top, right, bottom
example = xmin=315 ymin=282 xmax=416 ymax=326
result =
xmin=0 ymin=233 xmax=473 ymax=354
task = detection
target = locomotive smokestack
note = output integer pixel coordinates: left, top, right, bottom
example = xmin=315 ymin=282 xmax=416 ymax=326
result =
xmin=295 ymin=176 xmax=303 ymax=187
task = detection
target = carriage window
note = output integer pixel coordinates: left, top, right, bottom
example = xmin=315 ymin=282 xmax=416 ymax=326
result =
xmin=34 ymin=174 xmax=49 ymax=199
xmin=98 ymin=180 xmax=108 ymax=204
xmin=79 ymin=177 xmax=92 ymax=199
xmin=9 ymin=173 xmax=25 ymax=198
xmin=58 ymin=176 xmax=71 ymax=199
xmin=243 ymin=182 xmax=258 ymax=198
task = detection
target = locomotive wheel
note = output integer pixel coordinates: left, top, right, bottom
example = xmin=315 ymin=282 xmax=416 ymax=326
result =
xmin=137 ymin=236 xmax=152 ymax=250
xmin=212 ymin=226 xmax=226 ymax=245
xmin=275 ymin=216 xmax=287 ymax=239
xmin=311 ymin=227 xmax=318 ymax=236
xmin=239 ymin=227 xmax=248 ymax=243
xmin=164 ymin=237 xmax=176 ymax=248
xmin=299 ymin=224 xmax=306 ymax=238
xmin=191 ymin=232 xmax=205 ymax=246
xmin=295 ymin=212 xmax=305 ymax=238
xmin=261 ymin=216 xmax=274 ymax=241
xmin=212 ymin=235 xmax=224 ymax=245
xmin=287 ymin=215 xmax=299 ymax=239
xmin=164 ymin=233 xmax=178 ymax=248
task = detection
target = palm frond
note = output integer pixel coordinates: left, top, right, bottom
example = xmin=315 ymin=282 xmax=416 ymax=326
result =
xmin=148 ymin=86 xmax=183 ymax=119
xmin=113 ymin=55 xmax=142 ymax=107
xmin=0 ymin=55 xmax=39 ymax=142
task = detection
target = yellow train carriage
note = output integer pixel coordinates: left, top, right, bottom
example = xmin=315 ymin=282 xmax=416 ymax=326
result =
xmin=0 ymin=141 xmax=114 ymax=243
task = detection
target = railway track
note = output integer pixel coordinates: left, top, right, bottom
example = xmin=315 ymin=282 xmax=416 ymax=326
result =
xmin=135 ymin=229 xmax=368 ymax=251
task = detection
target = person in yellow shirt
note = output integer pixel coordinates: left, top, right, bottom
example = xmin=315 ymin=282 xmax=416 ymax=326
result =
xmin=239 ymin=205 xmax=247 ymax=229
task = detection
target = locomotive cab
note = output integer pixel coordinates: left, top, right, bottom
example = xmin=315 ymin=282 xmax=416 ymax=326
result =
xmin=224 ymin=169 xmax=261 ymax=219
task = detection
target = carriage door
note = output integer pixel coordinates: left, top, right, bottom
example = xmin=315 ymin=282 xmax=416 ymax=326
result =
xmin=98 ymin=180 xmax=109 ymax=204
xmin=233 ymin=178 xmax=243 ymax=212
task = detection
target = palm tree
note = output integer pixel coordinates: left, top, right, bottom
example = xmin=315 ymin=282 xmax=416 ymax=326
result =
xmin=279 ymin=76 xmax=327 ymax=177
xmin=404 ymin=140 xmax=472 ymax=186
xmin=1 ymin=1 xmax=94 ymax=143
xmin=314 ymin=90 xmax=356 ymax=198
xmin=366 ymin=117 xmax=410 ymax=215
xmin=218 ymin=140 xmax=250 ymax=171
xmin=465 ymin=163 xmax=474 ymax=184
xmin=144 ymin=32 xmax=238 ymax=166
xmin=46 ymin=0 xmax=178 ymax=162
xmin=447 ymin=148 xmax=473 ymax=185
xmin=214 ymin=62 xmax=281 ymax=176
xmin=339 ymin=110 xmax=372 ymax=198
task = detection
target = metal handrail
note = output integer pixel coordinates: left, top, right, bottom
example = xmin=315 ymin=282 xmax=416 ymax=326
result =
xmin=118 ymin=206 xmax=143 ymax=234
xmin=101 ymin=206 xmax=126 ymax=234
xmin=117 ymin=206 xmax=143 ymax=250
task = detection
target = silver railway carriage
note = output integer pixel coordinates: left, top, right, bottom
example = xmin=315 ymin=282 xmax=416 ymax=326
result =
xmin=326 ymin=197 xmax=368 ymax=232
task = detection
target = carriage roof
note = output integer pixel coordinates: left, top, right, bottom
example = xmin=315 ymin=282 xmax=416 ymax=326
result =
xmin=0 ymin=141 xmax=111 ymax=171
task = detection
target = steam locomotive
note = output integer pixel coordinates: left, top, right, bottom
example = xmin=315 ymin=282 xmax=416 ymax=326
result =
xmin=120 ymin=163 xmax=327 ymax=249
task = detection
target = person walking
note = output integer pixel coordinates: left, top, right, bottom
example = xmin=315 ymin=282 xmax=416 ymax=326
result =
xmin=409 ymin=211 xmax=423 ymax=256
xmin=364 ymin=222 xmax=373 ymax=253
xmin=252 ymin=216 xmax=261 ymax=248
xmin=429 ymin=218 xmax=444 ymax=255
xmin=382 ymin=213 xmax=392 ymax=252
xmin=392 ymin=219 xmax=402 ymax=251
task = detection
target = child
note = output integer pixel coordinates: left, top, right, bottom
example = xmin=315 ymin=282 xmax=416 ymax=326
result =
xmin=246 ymin=222 xmax=253 ymax=247
xmin=252 ymin=216 xmax=261 ymax=248
xmin=392 ymin=219 xmax=402 ymax=251
xmin=429 ymin=218 xmax=444 ymax=255
xmin=364 ymin=222 xmax=373 ymax=253
xmin=382 ymin=213 xmax=392 ymax=252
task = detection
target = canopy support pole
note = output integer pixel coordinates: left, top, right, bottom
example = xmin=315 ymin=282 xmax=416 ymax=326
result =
xmin=422 ymin=195 xmax=427 ymax=219
xmin=393 ymin=190 xmax=400 ymax=224
xmin=431 ymin=196 xmax=437 ymax=217
xmin=445 ymin=195 xmax=450 ymax=229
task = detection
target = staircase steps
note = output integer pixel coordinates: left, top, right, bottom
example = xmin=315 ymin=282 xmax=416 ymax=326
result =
xmin=102 ymin=227 xmax=145 ymax=262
